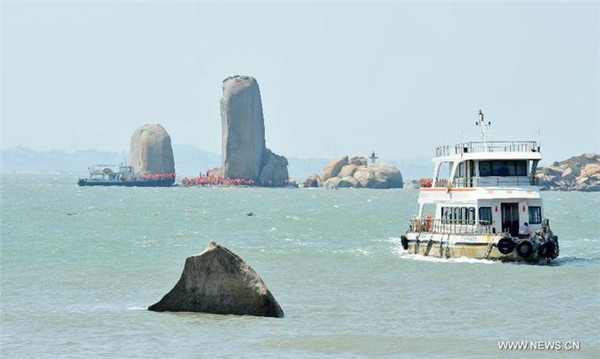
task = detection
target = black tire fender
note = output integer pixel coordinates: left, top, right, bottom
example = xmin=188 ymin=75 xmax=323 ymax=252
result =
xmin=537 ymin=242 xmax=550 ymax=258
xmin=516 ymin=240 xmax=534 ymax=258
xmin=497 ymin=237 xmax=515 ymax=255
xmin=400 ymin=235 xmax=409 ymax=250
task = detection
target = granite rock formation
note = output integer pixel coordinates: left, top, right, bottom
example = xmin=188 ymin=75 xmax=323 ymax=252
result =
xmin=537 ymin=153 xmax=600 ymax=192
xmin=129 ymin=124 xmax=175 ymax=174
xmin=148 ymin=242 xmax=284 ymax=318
xmin=259 ymin=149 xmax=289 ymax=186
xmin=320 ymin=156 xmax=349 ymax=182
xmin=303 ymin=173 xmax=321 ymax=188
xmin=349 ymin=156 xmax=368 ymax=166
xmin=304 ymin=155 xmax=403 ymax=189
xmin=220 ymin=76 xmax=288 ymax=185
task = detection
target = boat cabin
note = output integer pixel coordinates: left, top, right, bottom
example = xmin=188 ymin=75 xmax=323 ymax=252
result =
xmin=416 ymin=141 xmax=544 ymax=237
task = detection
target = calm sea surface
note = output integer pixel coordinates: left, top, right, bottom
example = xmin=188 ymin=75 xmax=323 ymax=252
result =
xmin=1 ymin=174 xmax=599 ymax=358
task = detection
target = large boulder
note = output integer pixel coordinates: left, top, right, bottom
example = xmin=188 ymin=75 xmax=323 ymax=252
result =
xmin=128 ymin=124 xmax=175 ymax=174
xmin=258 ymin=148 xmax=289 ymax=186
xmin=581 ymin=163 xmax=600 ymax=178
xmin=352 ymin=164 xmax=403 ymax=189
xmin=221 ymin=76 xmax=266 ymax=180
xmin=338 ymin=176 xmax=360 ymax=188
xmin=148 ymin=242 xmax=284 ymax=318
xmin=353 ymin=167 xmax=377 ymax=188
xmin=322 ymin=177 xmax=341 ymax=189
xmin=370 ymin=163 xmax=404 ymax=188
xmin=303 ymin=173 xmax=321 ymax=188
xmin=349 ymin=156 xmax=368 ymax=166
xmin=321 ymin=156 xmax=349 ymax=182
xmin=339 ymin=164 xmax=358 ymax=178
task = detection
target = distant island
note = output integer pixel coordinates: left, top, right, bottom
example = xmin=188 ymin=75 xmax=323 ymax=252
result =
xmin=0 ymin=146 xmax=430 ymax=181
xmin=301 ymin=155 xmax=403 ymax=189
xmin=537 ymin=153 xmax=600 ymax=192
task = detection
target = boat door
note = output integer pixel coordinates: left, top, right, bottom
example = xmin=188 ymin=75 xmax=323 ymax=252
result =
xmin=501 ymin=203 xmax=519 ymax=236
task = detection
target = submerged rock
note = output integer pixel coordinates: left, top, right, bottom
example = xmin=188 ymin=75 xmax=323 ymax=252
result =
xmin=148 ymin=242 xmax=284 ymax=318
xmin=128 ymin=124 xmax=175 ymax=174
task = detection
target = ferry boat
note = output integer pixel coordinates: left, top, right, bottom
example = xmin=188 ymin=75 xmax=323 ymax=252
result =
xmin=401 ymin=111 xmax=559 ymax=263
xmin=77 ymin=164 xmax=175 ymax=187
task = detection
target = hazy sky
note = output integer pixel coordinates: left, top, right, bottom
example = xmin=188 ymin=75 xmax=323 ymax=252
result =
xmin=2 ymin=1 xmax=599 ymax=161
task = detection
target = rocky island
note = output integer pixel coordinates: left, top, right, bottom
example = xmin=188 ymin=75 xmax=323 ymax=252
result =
xmin=537 ymin=153 xmax=600 ymax=192
xmin=303 ymin=156 xmax=403 ymax=189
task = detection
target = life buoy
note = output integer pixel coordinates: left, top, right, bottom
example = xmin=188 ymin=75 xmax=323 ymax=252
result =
xmin=516 ymin=240 xmax=534 ymax=258
xmin=420 ymin=178 xmax=433 ymax=188
xmin=497 ymin=237 xmax=515 ymax=254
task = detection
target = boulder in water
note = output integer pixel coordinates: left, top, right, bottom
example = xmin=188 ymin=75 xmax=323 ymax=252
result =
xmin=258 ymin=148 xmax=289 ymax=186
xmin=148 ymin=242 xmax=284 ymax=318
xmin=129 ymin=124 xmax=175 ymax=174
xmin=303 ymin=173 xmax=321 ymax=188
xmin=338 ymin=176 xmax=360 ymax=188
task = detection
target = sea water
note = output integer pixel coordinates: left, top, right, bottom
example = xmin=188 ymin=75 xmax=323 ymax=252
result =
xmin=1 ymin=174 xmax=598 ymax=358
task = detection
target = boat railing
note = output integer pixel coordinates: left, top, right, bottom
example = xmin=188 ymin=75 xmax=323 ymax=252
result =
xmin=438 ymin=176 xmax=540 ymax=188
xmin=409 ymin=218 xmax=493 ymax=234
xmin=435 ymin=141 xmax=539 ymax=157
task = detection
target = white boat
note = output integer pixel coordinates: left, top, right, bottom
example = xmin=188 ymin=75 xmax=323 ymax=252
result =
xmin=401 ymin=111 xmax=559 ymax=263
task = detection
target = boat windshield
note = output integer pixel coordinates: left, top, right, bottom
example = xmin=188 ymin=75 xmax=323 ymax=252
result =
xmin=479 ymin=160 xmax=528 ymax=177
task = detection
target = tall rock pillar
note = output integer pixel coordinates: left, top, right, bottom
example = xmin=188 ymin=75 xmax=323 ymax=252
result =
xmin=220 ymin=76 xmax=266 ymax=180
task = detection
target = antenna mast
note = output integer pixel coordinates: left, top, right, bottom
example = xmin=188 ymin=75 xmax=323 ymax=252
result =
xmin=475 ymin=109 xmax=491 ymax=151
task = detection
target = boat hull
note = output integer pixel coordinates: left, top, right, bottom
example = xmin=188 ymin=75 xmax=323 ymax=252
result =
xmin=401 ymin=231 xmax=558 ymax=263
xmin=77 ymin=178 xmax=175 ymax=187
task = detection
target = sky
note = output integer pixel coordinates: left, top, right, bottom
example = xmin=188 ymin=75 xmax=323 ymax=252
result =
xmin=2 ymin=1 xmax=599 ymax=162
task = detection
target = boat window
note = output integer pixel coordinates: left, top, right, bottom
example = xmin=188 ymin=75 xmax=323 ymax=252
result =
xmin=479 ymin=207 xmax=492 ymax=224
xmin=468 ymin=207 xmax=476 ymax=224
xmin=457 ymin=162 xmax=465 ymax=178
xmin=479 ymin=160 xmax=528 ymax=177
xmin=442 ymin=207 xmax=451 ymax=223
xmin=529 ymin=206 xmax=542 ymax=224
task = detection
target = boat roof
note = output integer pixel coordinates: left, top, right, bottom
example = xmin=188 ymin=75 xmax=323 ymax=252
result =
xmin=434 ymin=141 xmax=542 ymax=161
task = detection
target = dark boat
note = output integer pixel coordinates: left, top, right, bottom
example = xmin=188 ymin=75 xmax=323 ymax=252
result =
xmin=77 ymin=165 xmax=175 ymax=187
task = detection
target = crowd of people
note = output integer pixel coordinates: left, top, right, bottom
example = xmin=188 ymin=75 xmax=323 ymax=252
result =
xmin=181 ymin=175 xmax=256 ymax=186
xmin=181 ymin=171 xmax=289 ymax=187
xmin=141 ymin=173 xmax=176 ymax=180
